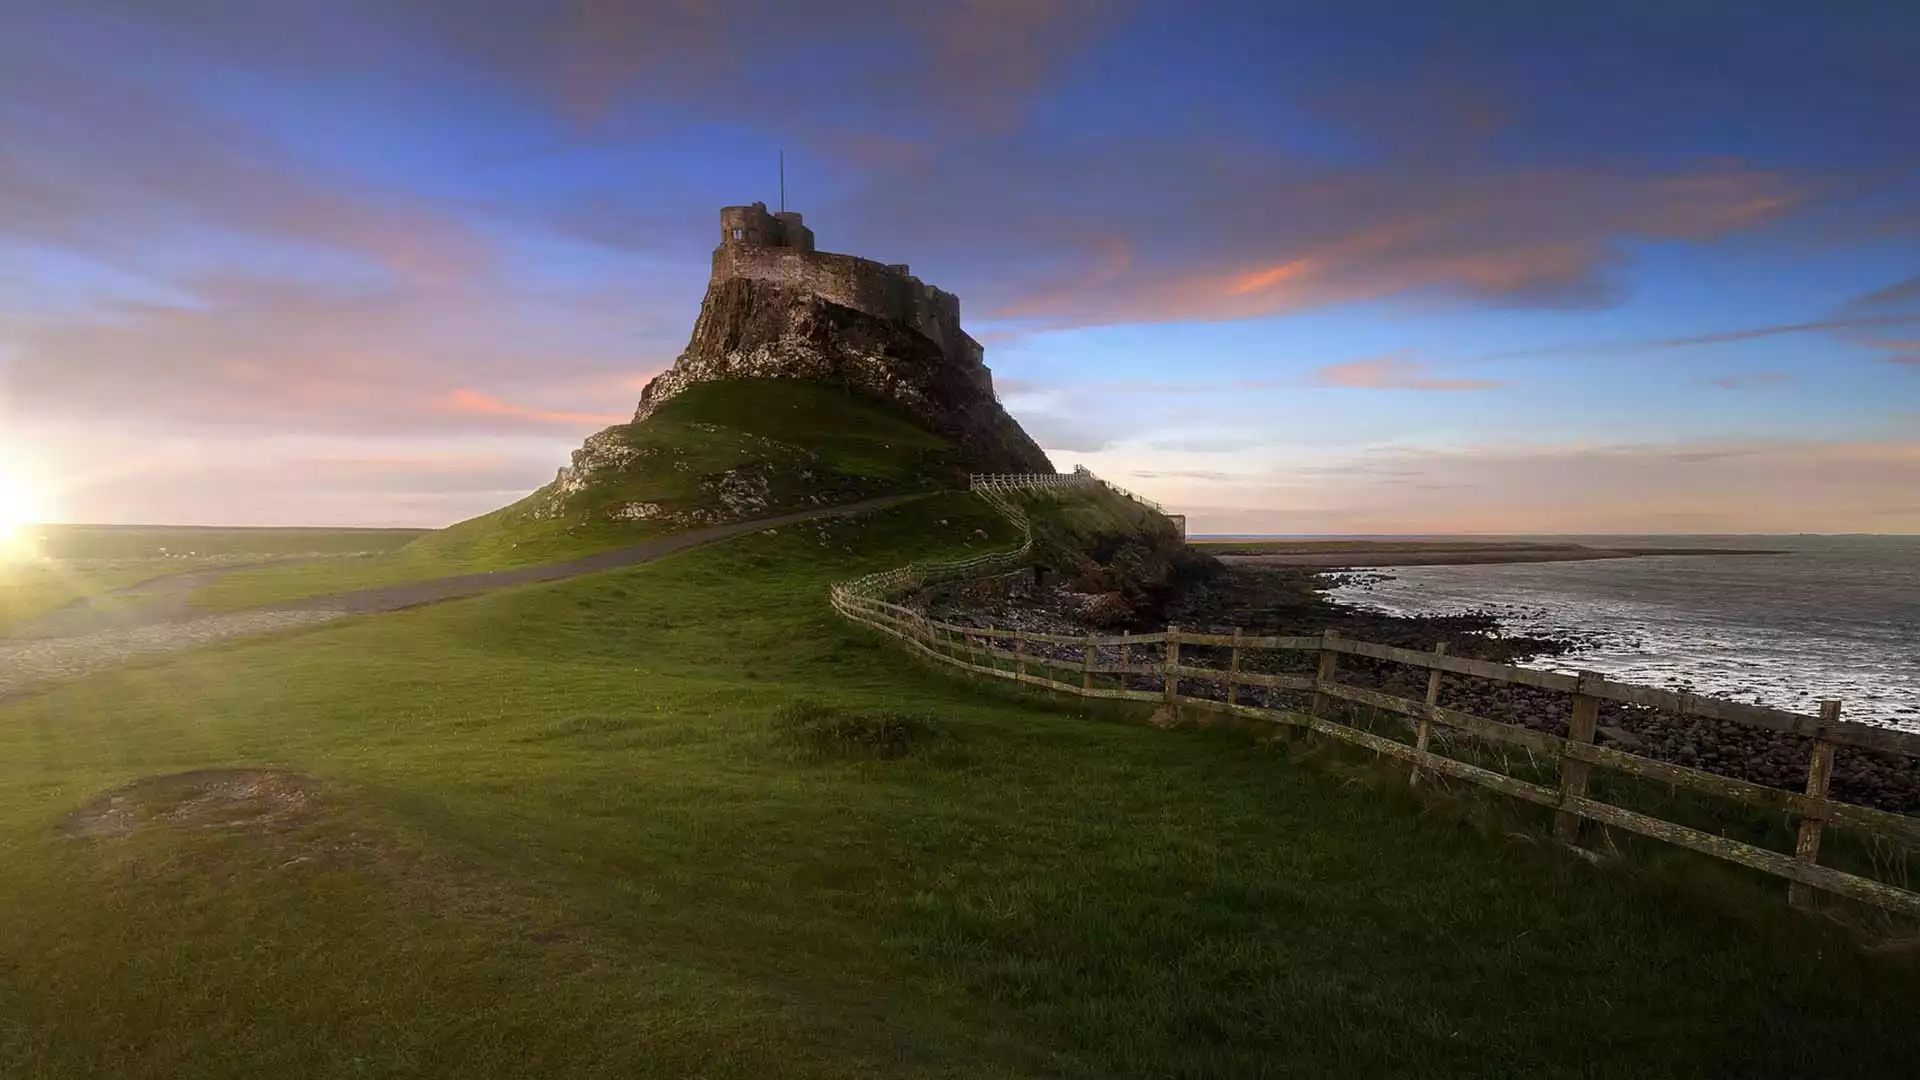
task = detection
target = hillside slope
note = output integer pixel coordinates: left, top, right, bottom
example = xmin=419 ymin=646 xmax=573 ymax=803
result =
xmin=192 ymin=379 xmax=967 ymax=610
xmin=930 ymin=483 xmax=1217 ymax=626
xmin=426 ymin=379 xmax=964 ymax=565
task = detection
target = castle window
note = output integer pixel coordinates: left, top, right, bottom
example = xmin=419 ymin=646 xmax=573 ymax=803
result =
xmin=731 ymin=228 xmax=745 ymax=240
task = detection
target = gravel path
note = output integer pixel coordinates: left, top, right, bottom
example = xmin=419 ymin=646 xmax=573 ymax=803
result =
xmin=8 ymin=558 xmax=304 ymax=640
xmin=0 ymin=611 xmax=351 ymax=698
xmin=0 ymin=494 xmax=924 ymax=703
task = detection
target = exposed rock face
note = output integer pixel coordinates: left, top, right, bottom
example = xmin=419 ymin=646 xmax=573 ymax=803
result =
xmin=634 ymin=276 xmax=1053 ymax=474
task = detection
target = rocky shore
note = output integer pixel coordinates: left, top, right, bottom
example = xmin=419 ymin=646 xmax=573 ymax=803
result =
xmin=922 ymin=563 xmax=1920 ymax=816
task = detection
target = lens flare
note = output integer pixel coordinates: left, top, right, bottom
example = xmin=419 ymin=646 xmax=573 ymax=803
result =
xmin=0 ymin=466 xmax=51 ymax=560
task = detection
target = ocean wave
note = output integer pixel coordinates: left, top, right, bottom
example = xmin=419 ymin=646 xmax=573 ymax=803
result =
xmin=1328 ymin=555 xmax=1920 ymax=732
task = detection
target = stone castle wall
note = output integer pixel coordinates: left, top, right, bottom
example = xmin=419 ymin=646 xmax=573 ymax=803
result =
xmin=710 ymin=245 xmax=990 ymax=393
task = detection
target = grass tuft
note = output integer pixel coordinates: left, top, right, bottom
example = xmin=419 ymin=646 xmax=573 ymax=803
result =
xmin=772 ymin=698 xmax=950 ymax=759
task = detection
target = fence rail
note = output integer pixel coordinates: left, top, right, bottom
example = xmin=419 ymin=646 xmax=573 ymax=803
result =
xmin=967 ymin=472 xmax=1087 ymax=493
xmin=829 ymin=487 xmax=1920 ymax=920
xmin=1070 ymin=465 xmax=1171 ymax=515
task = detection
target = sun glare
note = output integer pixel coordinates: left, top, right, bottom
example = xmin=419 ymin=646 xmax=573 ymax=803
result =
xmin=0 ymin=465 xmax=51 ymax=560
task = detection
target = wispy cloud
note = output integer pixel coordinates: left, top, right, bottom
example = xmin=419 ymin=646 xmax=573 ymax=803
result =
xmin=1472 ymin=276 xmax=1920 ymax=365
xmin=440 ymin=390 xmax=627 ymax=427
xmin=1839 ymin=274 xmax=1920 ymax=369
xmin=1312 ymin=357 xmax=1501 ymax=392
xmin=0 ymin=53 xmax=492 ymax=287
xmin=887 ymin=152 xmax=1810 ymax=330
xmin=1704 ymin=371 xmax=1793 ymax=390
xmin=1158 ymin=437 xmax=1920 ymax=534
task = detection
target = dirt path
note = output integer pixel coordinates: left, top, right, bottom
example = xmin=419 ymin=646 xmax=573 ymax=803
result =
xmin=0 ymin=494 xmax=924 ymax=703
xmin=282 ymin=494 xmax=924 ymax=615
xmin=7 ymin=558 xmax=307 ymax=640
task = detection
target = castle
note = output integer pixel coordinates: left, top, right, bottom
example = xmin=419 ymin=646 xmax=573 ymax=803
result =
xmin=710 ymin=202 xmax=989 ymax=391
xmin=625 ymin=201 xmax=1050 ymax=473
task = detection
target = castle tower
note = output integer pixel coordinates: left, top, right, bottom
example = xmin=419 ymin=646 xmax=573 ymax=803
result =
xmin=773 ymin=210 xmax=815 ymax=252
xmin=719 ymin=202 xmax=813 ymax=252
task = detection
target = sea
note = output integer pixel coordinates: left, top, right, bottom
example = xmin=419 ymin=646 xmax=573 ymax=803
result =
xmin=1311 ymin=535 xmax=1920 ymax=732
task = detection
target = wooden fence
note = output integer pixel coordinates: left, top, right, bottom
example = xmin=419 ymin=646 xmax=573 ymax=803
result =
xmin=831 ymin=482 xmax=1920 ymax=919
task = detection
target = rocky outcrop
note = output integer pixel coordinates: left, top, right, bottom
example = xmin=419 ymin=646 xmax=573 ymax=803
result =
xmin=531 ymin=417 xmax=885 ymax=529
xmin=633 ymin=277 xmax=1052 ymax=474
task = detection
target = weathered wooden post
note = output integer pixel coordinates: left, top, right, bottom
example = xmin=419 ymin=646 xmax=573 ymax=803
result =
xmin=1789 ymin=700 xmax=1843 ymax=910
xmin=1082 ymin=632 xmax=1096 ymax=693
xmin=1120 ymin=632 xmax=1132 ymax=693
xmin=1227 ymin=627 xmax=1243 ymax=709
xmin=1411 ymin=641 xmax=1448 ymax=789
xmin=1013 ymin=630 xmax=1026 ymax=684
xmin=1311 ymin=629 xmax=1341 ymax=718
xmin=1554 ymin=671 xmax=1604 ymax=844
xmin=1164 ymin=625 xmax=1182 ymax=710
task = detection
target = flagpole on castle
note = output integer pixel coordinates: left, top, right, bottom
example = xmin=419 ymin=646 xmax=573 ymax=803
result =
xmin=779 ymin=149 xmax=785 ymax=212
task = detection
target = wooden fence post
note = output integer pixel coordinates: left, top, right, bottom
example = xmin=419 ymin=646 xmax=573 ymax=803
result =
xmin=1120 ymin=632 xmax=1131 ymax=694
xmin=1164 ymin=625 xmax=1182 ymax=710
xmin=1014 ymin=630 xmax=1026 ymax=684
xmin=1311 ymin=630 xmax=1340 ymax=718
xmin=1554 ymin=671 xmax=1604 ymax=844
xmin=1228 ymin=627 xmax=1243 ymax=708
xmin=1789 ymin=700 xmax=1843 ymax=910
xmin=1082 ymin=632 xmax=1095 ymax=692
xmin=1411 ymin=641 xmax=1448 ymax=789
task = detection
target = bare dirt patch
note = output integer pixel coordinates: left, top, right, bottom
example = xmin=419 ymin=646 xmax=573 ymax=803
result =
xmin=52 ymin=770 xmax=593 ymax=946
xmin=57 ymin=769 xmax=321 ymax=840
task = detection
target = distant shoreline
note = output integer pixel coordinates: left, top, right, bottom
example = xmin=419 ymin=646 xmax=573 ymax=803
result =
xmin=1195 ymin=539 xmax=1788 ymax=569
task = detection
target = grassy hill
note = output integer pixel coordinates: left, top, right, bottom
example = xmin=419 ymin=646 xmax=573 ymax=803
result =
xmin=1000 ymin=483 xmax=1217 ymax=622
xmin=4 ymin=492 xmax=1918 ymax=1078
xmin=189 ymin=379 xmax=962 ymax=611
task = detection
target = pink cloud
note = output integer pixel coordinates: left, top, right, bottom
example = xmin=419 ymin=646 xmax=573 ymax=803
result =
xmin=1313 ymin=357 xmax=1502 ymax=392
xmin=441 ymin=389 xmax=627 ymax=427
xmin=886 ymin=154 xmax=1809 ymax=329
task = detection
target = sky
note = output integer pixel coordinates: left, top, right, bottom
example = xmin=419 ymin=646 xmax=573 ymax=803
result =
xmin=3 ymin=0 xmax=1918 ymax=535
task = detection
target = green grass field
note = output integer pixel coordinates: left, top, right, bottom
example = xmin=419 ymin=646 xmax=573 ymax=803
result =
xmin=1 ymin=526 xmax=422 ymax=630
xmin=4 ymin=492 xmax=1917 ymax=1078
